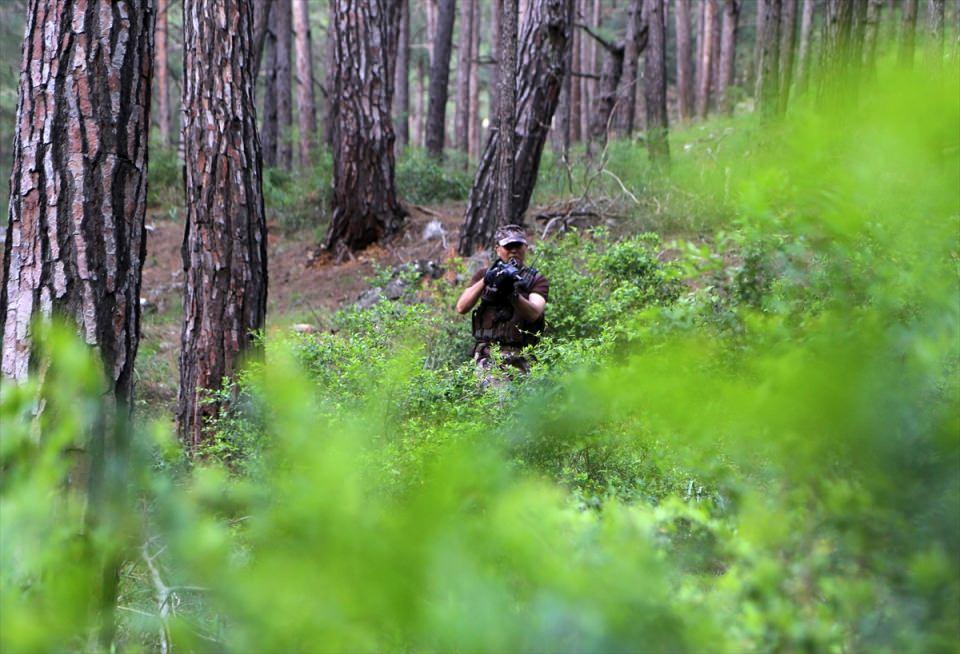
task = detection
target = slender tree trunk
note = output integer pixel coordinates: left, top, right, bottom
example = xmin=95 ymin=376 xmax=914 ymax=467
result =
xmin=779 ymin=0 xmax=798 ymax=112
xmin=179 ymin=0 xmax=268 ymax=447
xmin=709 ymin=0 xmax=722 ymax=109
xmin=395 ymin=0 xmax=411 ymax=148
xmin=325 ymin=0 xmax=407 ymax=252
xmin=617 ymin=0 xmax=647 ymax=135
xmin=252 ymin=0 xmax=275 ymax=82
xmin=275 ymin=0 xmax=293 ymax=168
xmin=863 ymin=0 xmax=883 ymax=73
xmin=795 ymin=0 xmax=816 ymax=94
xmin=755 ymin=0 xmax=782 ymax=115
xmin=469 ymin=0 xmax=482 ymax=161
xmin=751 ymin=0 xmax=765 ymax=85
xmin=676 ymin=0 xmax=695 ymax=120
xmin=718 ymin=0 xmax=740 ymax=114
xmin=456 ymin=0 xmax=475 ymax=154
xmin=2 ymin=0 xmax=154 ymax=404
xmin=262 ymin=16 xmax=279 ymax=166
xmin=324 ymin=0 xmax=336 ymax=147
xmin=459 ymin=0 xmax=574 ymax=254
xmin=588 ymin=36 xmax=626 ymax=150
xmin=293 ymin=0 xmax=317 ymax=167
xmin=553 ymin=48 xmax=573 ymax=154
xmin=899 ymin=0 xmax=918 ymax=64
xmin=926 ymin=0 xmax=945 ymax=57
xmin=570 ymin=4 xmax=582 ymax=140
xmin=695 ymin=0 xmax=717 ymax=118
xmin=644 ymin=0 xmax=669 ymax=164
xmin=498 ymin=0 xmax=519 ymax=226
xmin=580 ymin=0 xmax=591 ymax=143
xmin=426 ymin=0 xmax=456 ymax=158
xmin=415 ymin=54 xmax=426 ymax=147
xmin=156 ymin=0 xmax=172 ymax=146
xmin=491 ymin=0 xmax=502 ymax=116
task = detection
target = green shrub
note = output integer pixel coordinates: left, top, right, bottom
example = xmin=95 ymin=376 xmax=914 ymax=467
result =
xmin=147 ymin=144 xmax=181 ymax=208
xmin=396 ymin=148 xmax=471 ymax=204
xmin=263 ymin=151 xmax=333 ymax=232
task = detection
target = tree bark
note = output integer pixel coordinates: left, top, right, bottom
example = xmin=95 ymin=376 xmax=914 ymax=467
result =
xmin=779 ymin=0 xmax=798 ymax=112
xmin=570 ymin=3 xmax=582 ymax=141
xmin=580 ymin=0 xmax=593 ymax=146
xmin=251 ymin=0 xmax=275 ymax=82
xmin=926 ymin=0 xmax=945 ymax=57
xmin=497 ymin=0 xmax=519 ymax=227
xmin=491 ymin=0 xmax=502 ymax=115
xmin=718 ymin=0 xmax=740 ymax=114
xmin=644 ymin=0 xmax=669 ymax=165
xmin=262 ymin=13 xmax=279 ymax=166
xmin=459 ymin=0 xmax=573 ymax=255
xmin=588 ymin=34 xmax=626 ymax=150
xmin=2 ymin=0 xmax=154 ymax=404
xmin=415 ymin=53 xmax=426 ymax=147
xmin=617 ymin=0 xmax=647 ymax=135
xmin=395 ymin=0 xmax=410 ymax=147
xmin=456 ymin=0 xmax=475 ymax=154
xmin=293 ymin=0 xmax=317 ymax=167
xmin=469 ymin=0 xmax=482 ymax=161
xmin=755 ymin=0 xmax=782 ymax=115
xmin=795 ymin=0 xmax=816 ymax=94
xmin=676 ymin=0 xmax=695 ymax=120
xmin=708 ymin=0 xmax=722 ymax=109
xmin=863 ymin=0 xmax=883 ymax=73
xmin=275 ymin=0 xmax=293 ymax=168
xmin=898 ymin=0 xmax=918 ymax=65
xmin=325 ymin=0 xmax=407 ymax=253
xmin=695 ymin=0 xmax=717 ymax=118
xmin=324 ymin=0 xmax=336 ymax=147
xmin=426 ymin=0 xmax=456 ymax=158
xmin=179 ymin=0 xmax=268 ymax=447
xmin=156 ymin=0 xmax=172 ymax=146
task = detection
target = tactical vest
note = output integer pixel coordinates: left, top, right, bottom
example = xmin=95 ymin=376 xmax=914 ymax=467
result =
xmin=471 ymin=265 xmax=545 ymax=347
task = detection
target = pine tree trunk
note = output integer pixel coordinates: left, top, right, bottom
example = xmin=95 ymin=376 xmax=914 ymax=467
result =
xmin=1 ymin=0 xmax=154 ymax=404
xmin=926 ymin=0 xmax=945 ymax=57
xmin=459 ymin=0 xmax=573 ymax=255
xmin=755 ymin=0 xmax=782 ymax=115
xmin=456 ymin=0 xmax=474 ymax=154
xmin=324 ymin=0 xmax=336 ymax=147
xmin=570 ymin=6 xmax=582 ymax=141
xmin=580 ymin=0 xmax=594 ymax=146
xmin=795 ymin=0 xmax=816 ymax=94
xmin=179 ymin=0 xmax=268 ymax=447
xmin=325 ymin=0 xmax=407 ymax=253
xmin=718 ymin=0 xmax=740 ymax=114
xmin=156 ymin=0 xmax=172 ymax=146
xmin=262 ymin=15 xmax=279 ymax=166
xmin=644 ymin=0 xmax=670 ymax=164
xmin=426 ymin=0 xmax=456 ymax=158
xmin=779 ymin=0 xmax=798 ymax=112
xmin=469 ymin=0 xmax=482 ymax=161
xmin=491 ymin=0 xmax=502 ymax=117
xmin=395 ymin=0 xmax=411 ymax=147
xmin=863 ymin=0 xmax=883 ymax=73
xmin=709 ymin=0 xmax=722 ymax=109
xmin=275 ymin=0 xmax=293 ymax=168
xmin=415 ymin=54 xmax=426 ymax=147
xmin=696 ymin=0 xmax=717 ymax=118
xmin=498 ymin=0 xmax=519 ymax=226
xmin=676 ymin=0 xmax=695 ymax=120
xmin=751 ymin=0 xmax=764 ymax=85
xmin=293 ymin=0 xmax=317 ymax=167
xmin=588 ymin=37 xmax=626 ymax=151
xmin=617 ymin=0 xmax=647 ymax=135
xmin=899 ymin=0 xmax=918 ymax=65
xmin=252 ymin=0 xmax=275 ymax=82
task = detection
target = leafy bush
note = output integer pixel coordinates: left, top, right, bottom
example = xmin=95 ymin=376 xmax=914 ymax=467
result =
xmin=263 ymin=151 xmax=333 ymax=232
xmin=147 ymin=143 xmax=181 ymax=208
xmin=396 ymin=148 xmax=472 ymax=204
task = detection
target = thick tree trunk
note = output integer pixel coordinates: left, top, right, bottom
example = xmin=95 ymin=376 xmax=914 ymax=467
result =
xmin=262 ymin=15 xmax=279 ymax=166
xmin=617 ymin=0 xmax=647 ymax=135
xmin=156 ymin=0 xmax=172 ymax=146
xmin=293 ymin=0 xmax=317 ymax=167
xmin=1 ymin=0 xmax=154 ymax=404
xmin=179 ymin=0 xmax=268 ymax=447
xmin=779 ymin=0 xmax=798 ymax=112
xmin=395 ymin=0 xmax=411 ymax=147
xmin=588 ymin=36 xmax=626 ymax=150
xmin=325 ymin=0 xmax=407 ymax=252
xmin=755 ymin=0 xmax=782 ymax=115
xmin=553 ymin=48 xmax=573 ymax=154
xmin=497 ymin=0 xmax=519 ymax=226
xmin=676 ymin=0 xmax=695 ymax=120
xmin=718 ymin=0 xmax=740 ymax=114
xmin=275 ymin=0 xmax=293 ymax=168
xmin=252 ymin=0 xmax=275 ymax=82
xmin=459 ymin=0 xmax=573 ymax=255
xmin=695 ymin=0 xmax=717 ymax=118
xmin=644 ymin=0 xmax=669 ymax=165
xmin=898 ymin=0 xmax=918 ymax=65
xmin=456 ymin=0 xmax=475 ymax=154
xmin=426 ymin=0 xmax=456 ymax=158
xmin=469 ymin=0 xmax=482 ymax=161
xmin=795 ymin=0 xmax=816 ymax=94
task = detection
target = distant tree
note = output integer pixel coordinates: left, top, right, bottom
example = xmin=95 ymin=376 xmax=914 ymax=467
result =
xmin=394 ymin=0 xmax=411 ymax=147
xmin=587 ymin=32 xmax=626 ymax=151
xmin=795 ymin=0 xmax=816 ymax=94
xmin=570 ymin=6 xmax=583 ymax=141
xmin=898 ymin=0 xmax=918 ymax=65
xmin=156 ymin=0 xmax=173 ymax=146
xmin=324 ymin=0 xmax=337 ymax=147
xmin=276 ymin=0 xmax=294 ymax=168
xmin=252 ymin=0 xmax=275 ymax=81
xmin=718 ymin=0 xmax=740 ymax=114
xmin=616 ymin=0 xmax=647 ymax=135
xmin=468 ymin=0 xmax=482 ymax=161
xmin=675 ymin=0 xmax=695 ymax=120
xmin=1 ymin=0 xmax=154 ymax=406
xmin=325 ymin=0 xmax=407 ymax=253
xmin=644 ymin=0 xmax=670 ymax=164
xmin=863 ymin=0 xmax=883 ymax=75
xmin=262 ymin=11 xmax=279 ymax=165
xmin=926 ymin=0 xmax=945 ymax=58
xmin=293 ymin=0 xmax=317 ymax=167
xmin=779 ymin=0 xmax=798 ymax=111
xmin=426 ymin=0 xmax=456 ymax=158
xmin=755 ymin=0 xmax=782 ymax=115
xmin=179 ymin=0 xmax=268 ymax=446
xmin=497 ymin=0 xmax=519 ymax=227
xmin=459 ymin=0 xmax=574 ymax=254
xmin=456 ymin=0 xmax=475 ymax=155
xmin=696 ymin=0 xmax=717 ymax=118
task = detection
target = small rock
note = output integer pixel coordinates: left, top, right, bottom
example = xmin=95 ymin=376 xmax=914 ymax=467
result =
xmin=384 ymin=278 xmax=406 ymax=300
xmin=421 ymin=219 xmax=446 ymax=243
xmin=356 ymin=287 xmax=383 ymax=309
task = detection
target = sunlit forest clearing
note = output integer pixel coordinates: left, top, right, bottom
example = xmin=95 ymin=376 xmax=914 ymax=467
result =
xmin=1 ymin=0 xmax=958 ymax=652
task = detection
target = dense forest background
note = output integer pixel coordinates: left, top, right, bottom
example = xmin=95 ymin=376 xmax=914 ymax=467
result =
xmin=1 ymin=0 xmax=959 ymax=652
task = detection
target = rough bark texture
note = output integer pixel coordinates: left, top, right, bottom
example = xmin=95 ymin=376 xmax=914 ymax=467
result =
xmin=695 ymin=0 xmax=717 ymax=118
xmin=293 ymin=0 xmax=317 ymax=167
xmin=156 ymin=0 xmax=172 ymax=146
xmin=426 ymin=0 xmax=456 ymax=158
xmin=497 ymin=0 xmax=519 ymax=227
xmin=275 ymin=0 xmax=293 ymax=168
xmin=251 ymin=0 xmax=274 ymax=81
xmin=616 ymin=0 xmax=647 ymax=135
xmin=455 ymin=0 xmax=474 ymax=154
xmin=718 ymin=0 xmax=739 ymax=114
xmin=795 ymin=0 xmax=816 ymax=93
xmin=325 ymin=0 xmax=407 ymax=253
xmin=570 ymin=3 xmax=582 ymax=141
xmin=1 ymin=0 xmax=154 ymax=402
xmin=459 ymin=0 xmax=573 ymax=255
xmin=755 ymin=0 xmax=782 ymax=115
xmin=262 ymin=13 xmax=279 ymax=165
xmin=552 ymin=41 xmax=573 ymax=154
xmin=779 ymin=0 xmax=798 ymax=112
xmin=644 ymin=0 xmax=669 ymax=164
xmin=899 ymin=0 xmax=918 ymax=65
xmin=588 ymin=34 xmax=626 ymax=150
xmin=394 ymin=0 xmax=410 ymax=147
xmin=579 ymin=0 xmax=593 ymax=145
xmin=179 ymin=0 xmax=268 ymax=446
xmin=676 ymin=0 xmax=695 ymax=120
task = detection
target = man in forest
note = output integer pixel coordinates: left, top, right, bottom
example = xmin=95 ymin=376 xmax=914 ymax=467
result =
xmin=455 ymin=225 xmax=549 ymax=382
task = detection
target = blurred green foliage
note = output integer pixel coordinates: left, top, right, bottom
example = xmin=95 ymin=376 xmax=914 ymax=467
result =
xmin=2 ymin=60 xmax=959 ymax=653
xmin=395 ymin=148 xmax=473 ymax=204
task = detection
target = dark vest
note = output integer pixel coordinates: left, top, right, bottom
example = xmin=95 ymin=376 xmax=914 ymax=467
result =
xmin=471 ymin=266 xmax=545 ymax=347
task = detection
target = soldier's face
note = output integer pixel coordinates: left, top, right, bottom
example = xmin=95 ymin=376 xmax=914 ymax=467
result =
xmin=497 ymin=242 xmax=527 ymax=263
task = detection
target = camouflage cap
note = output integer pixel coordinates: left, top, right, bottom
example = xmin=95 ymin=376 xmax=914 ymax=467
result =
xmin=494 ymin=224 xmax=528 ymax=247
